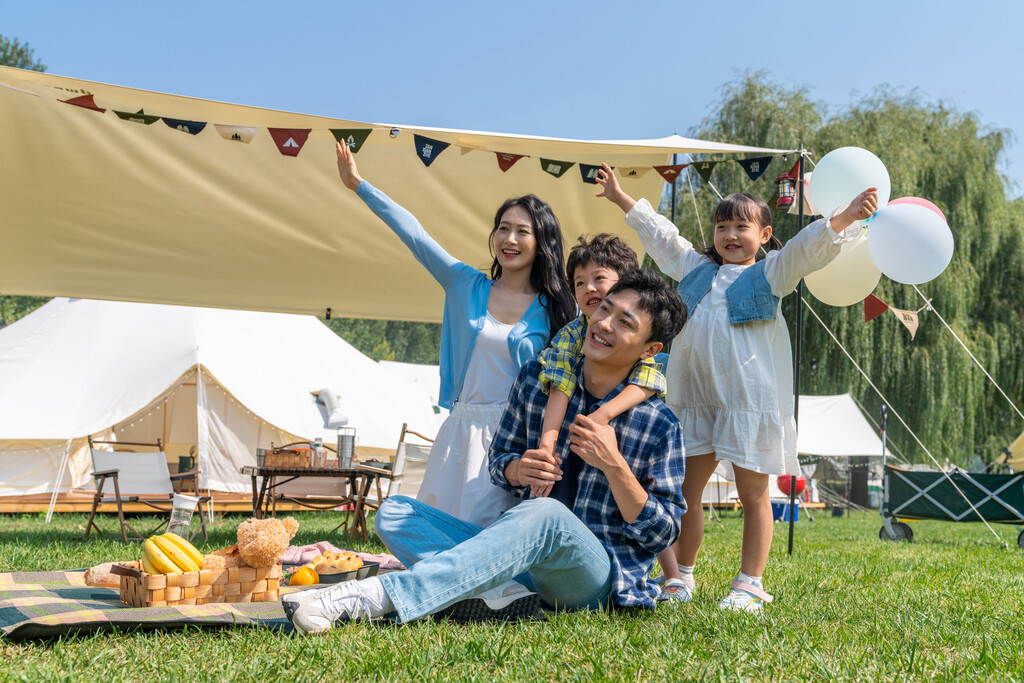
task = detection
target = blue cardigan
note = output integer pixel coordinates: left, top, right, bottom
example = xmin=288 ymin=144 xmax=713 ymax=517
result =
xmin=357 ymin=181 xmax=552 ymax=410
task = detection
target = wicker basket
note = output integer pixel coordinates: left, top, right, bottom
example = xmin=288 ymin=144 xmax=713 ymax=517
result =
xmin=111 ymin=561 xmax=282 ymax=607
xmin=264 ymin=448 xmax=311 ymax=468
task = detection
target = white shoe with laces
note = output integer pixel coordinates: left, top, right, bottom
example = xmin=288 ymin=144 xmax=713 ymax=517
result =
xmin=282 ymin=581 xmax=386 ymax=635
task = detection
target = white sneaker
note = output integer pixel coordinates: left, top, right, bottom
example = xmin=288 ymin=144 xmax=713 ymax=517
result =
xmin=719 ymin=578 xmax=773 ymax=613
xmin=433 ymin=580 xmax=541 ymax=623
xmin=282 ymin=581 xmax=386 ymax=635
xmin=656 ymin=578 xmax=695 ymax=603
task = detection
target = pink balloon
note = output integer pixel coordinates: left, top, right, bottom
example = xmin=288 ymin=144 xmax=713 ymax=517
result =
xmin=888 ymin=197 xmax=946 ymax=223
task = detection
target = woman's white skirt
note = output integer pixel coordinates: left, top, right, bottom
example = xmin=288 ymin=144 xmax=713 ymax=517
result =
xmin=415 ymin=402 xmax=520 ymax=526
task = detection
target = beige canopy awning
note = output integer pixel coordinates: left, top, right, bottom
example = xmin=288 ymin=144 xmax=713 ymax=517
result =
xmin=0 ymin=66 xmax=793 ymax=322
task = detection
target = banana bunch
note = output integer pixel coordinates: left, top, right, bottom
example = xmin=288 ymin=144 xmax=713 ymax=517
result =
xmin=141 ymin=532 xmax=205 ymax=574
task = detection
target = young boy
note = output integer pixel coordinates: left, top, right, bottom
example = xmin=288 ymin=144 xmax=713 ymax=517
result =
xmin=534 ymin=234 xmax=667 ymax=496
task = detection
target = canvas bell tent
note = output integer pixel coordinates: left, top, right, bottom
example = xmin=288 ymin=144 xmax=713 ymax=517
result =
xmin=0 ymin=298 xmax=440 ymax=499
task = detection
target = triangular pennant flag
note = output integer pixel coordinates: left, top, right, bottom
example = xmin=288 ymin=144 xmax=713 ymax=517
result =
xmin=61 ymin=94 xmax=105 ymax=113
xmin=694 ymin=161 xmax=719 ymax=183
xmin=162 ymin=117 xmax=207 ymax=135
xmin=214 ymin=124 xmax=258 ymax=143
xmin=459 ymin=146 xmax=474 ymax=156
xmin=618 ymin=167 xmax=652 ymax=179
xmin=890 ymin=307 xmax=920 ymax=340
xmin=654 ymin=164 xmax=688 ymax=183
xmin=413 ymin=134 xmax=451 ymax=167
xmin=330 ymin=128 xmax=372 ymax=153
xmin=864 ymin=293 xmax=889 ymax=322
xmin=496 ymin=152 xmax=525 ymax=172
xmin=736 ymin=156 xmax=774 ymax=181
xmin=540 ymin=158 xmax=574 ymax=178
xmin=788 ymin=158 xmax=800 ymax=178
xmin=269 ymin=128 xmax=311 ymax=157
xmin=114 ymin=108 xmax=159 ymax=125
xmin=579 ymin=163 xmax=604 ymax=185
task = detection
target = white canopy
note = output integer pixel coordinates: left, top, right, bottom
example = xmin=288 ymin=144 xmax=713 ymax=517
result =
xmin=0 ymin=66 xmax=793 ymax=321
xmin=0 ymin=298 xmax=440 ymax=496
xmin=796 ymin=393 xmax=885 ymax=457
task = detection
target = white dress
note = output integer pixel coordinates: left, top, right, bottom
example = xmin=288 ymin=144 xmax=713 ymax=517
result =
xmin=416 ymin=313 xmax=521 ymax=525
xmin=625 ymin=199 xmax=860 ymax=475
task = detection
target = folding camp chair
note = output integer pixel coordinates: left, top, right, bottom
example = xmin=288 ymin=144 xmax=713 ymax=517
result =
xmin=345 ymin=423 xmax=433 ymax=540
xmin=84 ymin=438 xmax=210 ymax=543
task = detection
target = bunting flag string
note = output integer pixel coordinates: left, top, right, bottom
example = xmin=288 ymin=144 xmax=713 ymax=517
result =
xmin=215 ymin=124 xmax=258 ymax=143
xmin=863 ymin=293 xmax=929 ymax=340
xmin=331 ymin=128 xmax=371 ymax=153
xmin=114 ymin=108 xmax=159 ymax=125
xmin=540 ymin=158 xmax=573 ymax=178
xmin=654 ymin=164 xmax=689 ymax=182
xmin=496 ymin=152 xmax=526 ymax=172
xmin=34 ymin=83 xmax=797 ymax=187
xmin=413 ymin=134 xmax=450 ymax=167
xmin=268 ymin=128 xmax=311 ymax=157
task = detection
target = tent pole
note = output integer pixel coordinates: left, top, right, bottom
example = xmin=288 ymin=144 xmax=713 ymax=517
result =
xmin=45 ymin=438 xmax=73 ymax=523
xmin=670 ymin=153 xmax=678 ymax=225
xmin=788 ymin=151 xmax=807 ymax=556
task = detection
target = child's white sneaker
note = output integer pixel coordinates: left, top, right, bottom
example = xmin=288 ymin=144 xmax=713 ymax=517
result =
xmin=656 ymin=578 xmax=695 ymax=603
xmin=719 ymin=578 xmax=773 ymax=613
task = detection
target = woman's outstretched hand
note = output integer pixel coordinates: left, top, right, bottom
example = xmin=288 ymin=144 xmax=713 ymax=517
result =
xmin=336 ymin=141 xmax=363 ymax=191
xmin=595 ymin=163 xmax=638 ymax=214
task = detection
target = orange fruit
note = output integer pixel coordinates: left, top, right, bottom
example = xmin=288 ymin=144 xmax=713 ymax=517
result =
xmin=289 ymin=566 xmax=319 ymax=586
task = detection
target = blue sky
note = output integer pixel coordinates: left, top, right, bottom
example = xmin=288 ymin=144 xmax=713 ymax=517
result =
xmin=6 ymin=1 xmax=1023 ymax=195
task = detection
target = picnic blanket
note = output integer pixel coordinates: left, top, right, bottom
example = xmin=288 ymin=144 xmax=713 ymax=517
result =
xmin=0 ymin=570 xmax=298 ymax=639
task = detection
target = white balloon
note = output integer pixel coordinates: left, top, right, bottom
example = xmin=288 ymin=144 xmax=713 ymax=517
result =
xmin=868 ymin=204 xmax=954 ymax=285
xmin=805 ymin=231 xmax=882 ymax=306
xmin=809 ymin=147 xmax=891 ymax=217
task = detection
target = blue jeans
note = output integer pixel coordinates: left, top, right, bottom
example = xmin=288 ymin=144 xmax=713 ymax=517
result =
xmin=375 ymin=495 xmax=612 ymax=623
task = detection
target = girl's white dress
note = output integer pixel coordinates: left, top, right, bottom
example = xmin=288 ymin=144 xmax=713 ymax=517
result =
xmin=417 ymin=313 xmax=520 ymax=526
xmin=625 ymin=199 xmax=860 ymax=475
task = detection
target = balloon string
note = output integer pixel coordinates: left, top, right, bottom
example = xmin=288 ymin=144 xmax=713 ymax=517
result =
xmin=801 ymin=295 xmax=1009 ymax=547
xmin=912 ymin=285 xmax=1024 ymax=424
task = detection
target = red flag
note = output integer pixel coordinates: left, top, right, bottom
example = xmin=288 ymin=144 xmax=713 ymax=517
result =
xmin=268 ymin=128 xmax=311 ymax=157
xmin=60 ymin=94 xmax=105 ymax=113
xmin=788 ymin=158 xmax=801 ymax=179
xmin=864 ymin=294 xmax=889 ymax=322
xmin=496 ymin=152 xmax=525 ymax=172
xmin=654 ymin=164 xmax=689 ymax=183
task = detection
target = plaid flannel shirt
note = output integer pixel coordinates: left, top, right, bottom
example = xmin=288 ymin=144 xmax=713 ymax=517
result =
xmin=538 ymin=315 xmax=667 ymax=400
xmin=489 ymin=357 xmax=687 ymax=608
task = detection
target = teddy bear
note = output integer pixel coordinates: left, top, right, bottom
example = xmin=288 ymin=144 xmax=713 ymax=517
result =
xmin=201 ymin=516 xmax=299 ymax=570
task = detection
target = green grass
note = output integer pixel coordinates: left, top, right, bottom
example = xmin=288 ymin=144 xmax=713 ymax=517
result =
xmin=2 ymin=509 xmax=1023 ymax=682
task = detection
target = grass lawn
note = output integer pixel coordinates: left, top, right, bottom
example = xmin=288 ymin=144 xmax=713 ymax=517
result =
xmin=1 ymin=508 xmax=1022 ymax=682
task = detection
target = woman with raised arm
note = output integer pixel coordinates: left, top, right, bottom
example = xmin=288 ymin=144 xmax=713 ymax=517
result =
xmin=335 ymin=141 xmax=575 ymax=526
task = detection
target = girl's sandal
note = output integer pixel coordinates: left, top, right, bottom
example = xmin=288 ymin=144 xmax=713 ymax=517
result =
xmin=719 ymin=579 xmax=773 ymax=613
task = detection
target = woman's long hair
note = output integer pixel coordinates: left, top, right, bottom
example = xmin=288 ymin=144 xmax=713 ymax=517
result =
xmin=700 ymin=193 xmax=783 ymax=265
xmin=488 ymin=195 xmax=576 ymax=335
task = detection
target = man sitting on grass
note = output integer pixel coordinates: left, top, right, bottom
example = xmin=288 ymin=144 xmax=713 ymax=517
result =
xmin=284 ymin=269 xmax=687 ymax=633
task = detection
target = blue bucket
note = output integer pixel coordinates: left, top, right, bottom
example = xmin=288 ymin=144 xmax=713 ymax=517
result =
xmin=770 ymin=501 xmax=799 ymax=522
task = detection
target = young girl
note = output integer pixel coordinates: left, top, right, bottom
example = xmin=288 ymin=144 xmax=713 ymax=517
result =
xmin=596 ymin=163 xmax=877 ymax=611
xmin=335 ymin=141 xmax=575 ymax=526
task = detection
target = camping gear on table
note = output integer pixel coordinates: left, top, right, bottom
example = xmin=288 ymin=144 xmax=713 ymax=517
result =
xmin=877 ymin=405 xmax=1024 ymax=548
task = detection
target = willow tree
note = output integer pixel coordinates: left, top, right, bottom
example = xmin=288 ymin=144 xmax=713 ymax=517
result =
xmin=671 ymin=72 xmax=1024 ymax=465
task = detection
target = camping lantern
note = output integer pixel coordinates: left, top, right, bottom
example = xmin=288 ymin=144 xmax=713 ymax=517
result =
xmin=775 ymin=173 xmax=797 ymax=208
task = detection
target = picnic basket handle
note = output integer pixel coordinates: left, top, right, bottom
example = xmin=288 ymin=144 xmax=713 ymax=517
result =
xmin=110 ymin=562 xmax=143 ymax=580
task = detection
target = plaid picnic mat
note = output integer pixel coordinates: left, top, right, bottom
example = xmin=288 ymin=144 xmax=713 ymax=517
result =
xmin=0 ymin=570 xmax=298 ymax=639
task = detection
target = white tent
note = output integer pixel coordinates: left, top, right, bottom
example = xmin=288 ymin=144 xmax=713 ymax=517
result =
xmin=796 ymin=394 xmax=885 ymax=458
xmin=378 ymin=360 xmax=449 ymax=430
xmin=0 ymin=298 xmax=440 ymax=498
